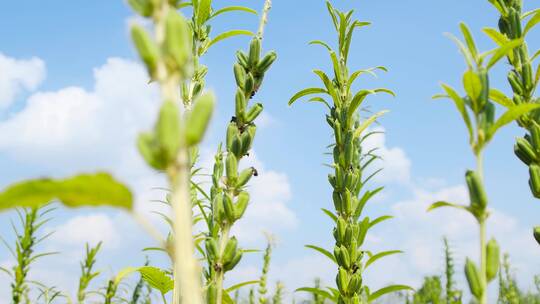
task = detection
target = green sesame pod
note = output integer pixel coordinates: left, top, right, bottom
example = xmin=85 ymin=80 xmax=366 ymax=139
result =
xmin=223 ymin=194 xmax=235 ymax=223
xmin=531 ymin=123 xmax=540 ymax=149
xmin=225 ymin=153 xmax=238 ymax=182
xmin=528 ymin=164 xmax=540 ymax=198
xmin=479 ymin=69 xmax=489 ymax=108
xmin=344 ymin=225 xmax=353 ymax=246
xmin=332 ymin=191 xmax=343 ymax=213
xmin=131 ymin=25 xmax=159 ymax=77
xmin=337 ymin=218 xmax=347 ymax=244
xmin=163 ymin=10 xmax=191 ymax=70
xmin=486 ymin=238 xmax=500 ymax=282
xmin=335 ymin=166 xmax=343 ymax=189
xmin=231 ymin=135 xmax=243 ymax=158
xmin=128 ymin=0 xmax=153 ymax=17
xmin=465 ymin=258 xmax=483 ymax=299
xmin=226 ymin=123 xmax=239 ymax=152
xmin=349 ymin=239 xmax=358 ymax=262
xmin=334 ymin=246 xmax=343 ymax=265
xmin=465 ymin=170 xmax=488 ymax=210
xmin=343 ymin=189 xmax=353 ymax=215
xmin=336 ymin=267 xmax=349 ymax=295
xmin=328 ymin=174 xmax=336 ymax=188
xmin=156 ymin=101 xmax=181 ymax=163
xmin=234 ymin=191 xmax=249 ymax=220
xmin=234 ymin=63 xmax=246 ymax=89
xmin=235 ymin=89 xmax=246 ymax=119
xmin=222 ymin=237 xmax=238 ymax=264
xmin=510 ymin=9 xmax=522 ymax=37
xmin=256 ymin=51 xmax=277 ymax=73
xmin=508 ymin=71 xmax=524 ymax=95
xmin=192 ymin=82 xmax=203 ymax=100
xmin=348 ymin=274 xmax=361 ymax=296
xmin=137 ymin=132 xmax=165 ymax=170
xmin=186 ymin=92 xmax=215 ymax=146
xmin=244 ymin=74 xmax=255 ymax=97
xmin=246 ymin=103 xmax=263 ymax=123
xmin=205 ymin=238 xmax=219 ymax=260
xmin=334 ymin=121 xmax=342 ymax=145
xmin=340 ymin=245 xmax=351 ymax=269
xmin=236 ymin=51 xmax=249 ymax=69
xmin=344 ymin=139 xmax=353 ymax=165
xmin=223 ymin=251 xmax=242 ymax=271
xmin=522 ymin=61 xmax=533 ymax=91
xmin=515 ymin=137 xmax=536 ymax=165
xmin=248 ymin=38 xmax=261 ymax=67
xmin=351 ymin=295 xmax=360 ymax=304
xmin=213 ymin=193 xmax=224 ymax=223
xmin=237 ymin=168 xmax=255 ymax=188
xmin=534 ymin=226 xmax=540 ymax=245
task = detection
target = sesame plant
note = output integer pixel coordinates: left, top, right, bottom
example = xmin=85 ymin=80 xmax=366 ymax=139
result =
xmin=483 ymin=0 xmax=540 ymax=245
xmin=427 ymin=22 xmax=539 ymax=304
xmin=203 ymin=1 xmax=276 ymax=302
xmin=288 ymin=1 xmax=411 ymax=303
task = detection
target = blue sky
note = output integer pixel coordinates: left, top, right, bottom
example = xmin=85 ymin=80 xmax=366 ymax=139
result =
xmin=0 ymin=0 xmax=539 ymax=302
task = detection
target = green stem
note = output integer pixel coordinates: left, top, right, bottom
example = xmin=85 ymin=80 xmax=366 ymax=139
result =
xmin=215 ymin=225 xmax=231 ymax=304
xmin=162 ymin=292 xmax=168 ymax=304
xmin=476 ymin=152 xmax=487 ymax=304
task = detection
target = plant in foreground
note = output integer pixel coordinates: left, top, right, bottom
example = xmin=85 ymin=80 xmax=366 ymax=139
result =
xmin=484 ymin=0 xmax=540 ymax=245
xmin=428 ymin=22 xmax=537 ymax=304
xmin=203 ymin=0 xmax=276 ymax=302
xmin=289 ymin=1 xmax=410 ymax=303
xmin=77 ymin=241 xmax=102 ymax=303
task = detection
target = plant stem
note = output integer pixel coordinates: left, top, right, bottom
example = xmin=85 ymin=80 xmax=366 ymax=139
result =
xmin=215 ymin=225 xmax=231 ymax=304
xmin=476 ymin=152 xmax=487 ymax=304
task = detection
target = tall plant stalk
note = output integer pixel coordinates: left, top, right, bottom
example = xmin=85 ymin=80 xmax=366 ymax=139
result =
xmin=204 ymin=1 xmax=276 ymax=303
xmin=289 ymin=2 xmax=410 ymax=303
xmin=484 ymin=0 xmax=540 ymax=245
xmin=128 ymin=0 xmax=217 ymax=303
xmin=428 ymin=22 xmax=538 ymax=304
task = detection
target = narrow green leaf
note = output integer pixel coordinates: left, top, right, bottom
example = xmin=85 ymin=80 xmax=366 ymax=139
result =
xmin=309 ymin=40 xmax=333 ymax=52
xmin=353 ymin=110 xmax=389 ymax=138
xmin=0 ymin=173 xmax=133 ymax=212
xmin=440 ymin=84 xmax=473 ymax=142
xmin=305 ymin=245 xmax=336 ymax=263
xmin=460 ymin=23 xmax=478 ymax=59
xmin=488 ymin=104 xmax=540 ymax=139
xmin=364 ymin=250 xmax=402 ymax=269
xmin=210 ymin=6 xmax=257 ymax=20
xmin=321 ymin=208 xmax=337 ymax=222
xmin=524 ymin=12 xmax=540 ymax=35
xmin=487 ymin=39 xmax=523 ymax=70
xmin=295 ymin=287 xmax=335 ymax=301
xmin=489 ymin=89 xmax=513 ymax=108
xmin=427 ymin=201 xmax=468 ymax=212
xmin=368 ymin=285 xmax=414 ymax=302
xmin=483 ymin=28 xmax=509 ymax=46
xmin=208 ymin=30 xmax=253 ymax=48
xmin=369 ymin=215 xmax=393 ymax=229
xmin=288 ymin=88 xmax=327 ymax=105
xmin=225 ymin=280 xmax=260 ymax=292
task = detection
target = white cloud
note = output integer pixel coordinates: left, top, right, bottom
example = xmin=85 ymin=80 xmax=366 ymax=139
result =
xmin=0 ymin=53 xmax=45 ymax=109
xmin=363 ymin=127 xmax=412 ymax=184
xmin=49 ymin=214 xmax=120 ymax=248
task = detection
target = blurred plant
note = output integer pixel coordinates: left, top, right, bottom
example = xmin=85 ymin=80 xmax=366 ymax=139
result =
xmin=443 ymin=238 xmax=462 ymax=304
xmin=427 ymin=22 xmax=535 ymax=304
xmin=272 ymin=282 xmax=284 ymax=304
xmin=202 ymin=1 xmax=276 ymax=303
xmin=484 ymin=0 xmax=540 ymax=245
xmin=77 ymin=242 xmax=102 ymax=303
xmin=289 ymin=1 xmax=410 ymax=303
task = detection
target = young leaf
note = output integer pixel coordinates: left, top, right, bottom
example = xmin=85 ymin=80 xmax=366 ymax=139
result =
xmin=208 ymin=30 xmax=253 ymax=49
xmin=439 ymin=84 xmax=473 ymax=142
xmin=0 ymin=173 xmax=133 ymax=212
xmin=487 ymin=39 xmax=523 ymax=70
xmin=488 ymin=104 xmax=540 ymax=139
xmin=460 ymin=23 xmax=478 ymax=59
xmin=138 ymin=266 xmax=174 ymax=294
xmin=210 ymin=6 xmax=257 ymax=20
xmin=353 ymin=110 xmax=389 ymax=139
xmin=524 ymin=12 xmax=540 ymax=35
xmin=305 ymin=245 xmax=337 ymax=263
xmin=489 ymin=89 xmax=513 ymax=108
xmin=288 ymin=88 xmax=327 ymax=105
xmin=427 ymin=201 xmax=469 ymax=212
xmin=368 ymin=285 xmax=414 ymax=302
xmin=225 ymin=280 xmax=259 ymax=292
xmin=295 ymin=287 xmax=336 ymax=301
xmin=364 ymin=250 xmax=402 ymax=269
xmin=463 ymin=70 xmax=483 ymax=101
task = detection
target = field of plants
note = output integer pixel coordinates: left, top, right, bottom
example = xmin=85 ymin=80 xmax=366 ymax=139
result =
xmin=0 ymin=0 xmax=540 ymax=303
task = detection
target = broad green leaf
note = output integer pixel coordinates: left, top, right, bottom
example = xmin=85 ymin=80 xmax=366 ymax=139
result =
xmin=296 ymin=287 xmax=336 ymax=301
xmin=138 ymin=266 xmax=174 ymax=294
xmin=288 ymin=88 xmax=327 ymax=105
xmin=305 ymin=245 xmax=336 ymax=263
xmin=209 ymin=6 xmax=257 ymax=20
xmin=225 ymin=280 xmax=259 ymax=292
xmin=353 ymin=110 xmax=389 ymax=138
xmin=364 ymin=250 xmax=402 ymax=269
xmin=487 ymin=39 xmax=523 ymax=70
xmin=208 ymin=30 xmax=253 ymax=48
xmin=196 ymin=0 xmax=211 ymax=26
xmin=488 ymin=104 xmax=540 ymax=139
xmin=368 ymin=285 xmax=414 ymax=302
xmin=489 ymin=89 xmax=513 ymax=108
xmin=0 ymin=173 xmax=133 ymax=212
xmin=427 ymin=201 xmax=468 ymax=212
xmin=460 ymin=23 xmax=478 ymax=59
xmin=463 ymin=70 xmax=483 ymax=101
xmin=524 ymin=12 xmax=540 ymax=35
xmin=440 ymin=84 xmax=473 ymax=142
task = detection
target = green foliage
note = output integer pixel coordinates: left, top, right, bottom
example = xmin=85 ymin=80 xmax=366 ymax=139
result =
xmin=0 ymin=173 xmax=133 ymax=212
xmin=289 ymin=1 xmax=410 ymax=302
xmin=77 ymin=242 xmax=102 ymax=303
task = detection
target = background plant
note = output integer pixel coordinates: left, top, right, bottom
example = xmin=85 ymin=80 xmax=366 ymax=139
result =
xmin=483 ymin=0 xmax=540 ymax=245
xmin=427 ymin=22 xmax=538 ymax=304
xmin=289 ymin=1 xmax=411 ymax=303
